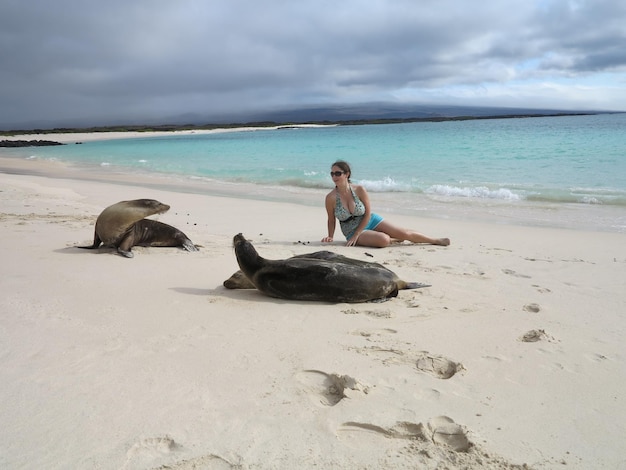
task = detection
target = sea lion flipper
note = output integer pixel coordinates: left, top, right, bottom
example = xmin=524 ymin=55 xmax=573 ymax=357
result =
xmin=117 ymin=247 xmax=134 ymax=258
xmin=223 ymin=270 xmax=256 ymax=289
xmin=116 ymin=232 xmax=135 ymax=258
xmin=181 ymin=239 xmax=199 ymax=252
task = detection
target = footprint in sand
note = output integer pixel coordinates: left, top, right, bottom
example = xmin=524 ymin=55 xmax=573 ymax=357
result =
xmin=341 ymin=308 xmax=393 ymax=319
xmin=523 ymin=303 xmax=541 ymax=313
xmin=336 ymin=421 xmax=425 ymax=449
xmin=295 ymin=370 xmax=369 ymax=406
xmin=426 ymin=416 xmax=471 ymax=452
xmin=415 ymin=352 xmax=462 ymax=379
xmin=337 ymin=416 xmax=469 ymax=452
xmin=126 ymin=436 xmax=178 ymax=458
xmin=413 ymin=387 xmax=442 ymax=402
xmin=338 ymin=418 xmax=527 ymax=467
xmin=532 ymin=284 xmax=552 ymax=293
xmin=488 ymin=247 xmax=513 ymax=253
xmin=351 ymin=328 xmax=398 ymax=338
xmin=347 ymin=345 xmax=406 ymax=364
xmin=502 ymin=268 xmax=531 ymax=278
xmin=124 ymin=436 xmax=181 ymax=468
xmin=519 ymin=329 xmax=548 ymax=342
xmin=405 ymin=299 xmax=421 ymax=308
xmin=363 ymin=309 xmax=393 ymax=318
xmin=347 ymin=347 xmax=463 ymax=379
xmin=158 ymin=454 xmax=241 ymax=469
xmin=586 ymin=352 xmax=609 ymax=362
xmin=340 ymin=420 xmax=425 ymax=438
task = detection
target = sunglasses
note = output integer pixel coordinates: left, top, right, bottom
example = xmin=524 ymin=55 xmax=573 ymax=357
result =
xmin=330 ymin=171 xmax=344 ymax=177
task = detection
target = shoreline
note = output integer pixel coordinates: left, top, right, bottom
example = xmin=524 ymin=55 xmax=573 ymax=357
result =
xmin=1 ymin=150 xmax=625 ymax=235
xmin=1 ymin=161 xmax=625 ymax=468
xmin=1 ymin=111 xmax=612 ymax=140
xmin=2 ymin=121 xmax=624 ymax=237
xmin=0 ymin=124 xmax=336 ymax=144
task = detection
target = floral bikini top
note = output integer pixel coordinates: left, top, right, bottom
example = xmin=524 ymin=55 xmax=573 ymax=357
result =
xmin=335 ymin=186 xmax=366 ymax=237
xmin=335 ymin=186 xmax=365 ymax=221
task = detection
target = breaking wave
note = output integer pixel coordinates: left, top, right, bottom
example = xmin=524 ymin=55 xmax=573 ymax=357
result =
xmin=426 ymin=185 xmax=522 ymax=200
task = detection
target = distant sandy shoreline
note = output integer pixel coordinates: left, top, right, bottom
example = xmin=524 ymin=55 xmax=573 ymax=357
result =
xmin=0 ymin=124 xmax=336 ymax=144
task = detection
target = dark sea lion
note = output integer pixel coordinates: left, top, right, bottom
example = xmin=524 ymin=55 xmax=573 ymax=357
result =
xmin=78 ymin=199 xmax=198 ymax=258
xmin=224 ymin=250 xmax=342 ymax=289
xmin=122 ymin=219 xmax=198 ymax=254
xmin=231 ymin=233 xmax=429 ymax=302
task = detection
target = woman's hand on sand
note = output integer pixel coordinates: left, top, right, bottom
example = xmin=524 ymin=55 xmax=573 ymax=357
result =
xmin=321 ymin=236 xmax=333 ymax=243
xmin=345 ymin=233 xmax=360 ymax=247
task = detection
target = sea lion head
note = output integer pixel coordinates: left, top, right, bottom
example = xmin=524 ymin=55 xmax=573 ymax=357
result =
xmin=233 ymin=233 xmax=267 ymax=280
xmin=125 ymin=199 xmax=170 ymax=216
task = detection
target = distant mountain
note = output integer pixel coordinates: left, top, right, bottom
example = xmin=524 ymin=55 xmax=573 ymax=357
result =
xmin=196 ymin=102 xmax=599 ymax=125
xmin=2 ymin=102 xmax=605 ymax=132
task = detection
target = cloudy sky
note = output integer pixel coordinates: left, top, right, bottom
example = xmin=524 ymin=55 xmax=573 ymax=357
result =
xmin=1 ymin=0 xmax=625 ymax=128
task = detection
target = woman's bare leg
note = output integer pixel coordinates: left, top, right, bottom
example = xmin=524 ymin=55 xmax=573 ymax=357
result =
xmin=352 ymin=230 xmax=391 ymax=248
xmin=374 ymin=220 xmax=450 ymax=246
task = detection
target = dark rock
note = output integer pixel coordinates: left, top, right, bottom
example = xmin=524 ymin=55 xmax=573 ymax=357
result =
xmin=0 ymin=139 xmax=65 ymax=148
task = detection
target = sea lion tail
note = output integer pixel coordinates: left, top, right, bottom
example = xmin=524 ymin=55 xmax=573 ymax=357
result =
xmin=399 ymin=281 xmax=432 ymax=290
xmin=77 ymin=231 xmax=102 ymax=250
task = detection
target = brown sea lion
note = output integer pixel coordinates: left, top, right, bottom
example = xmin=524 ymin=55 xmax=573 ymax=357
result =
xmin=230 ymin=233 xmax=429 ymax=302
xmin=78 ymin=199 xmax=198 ymax=258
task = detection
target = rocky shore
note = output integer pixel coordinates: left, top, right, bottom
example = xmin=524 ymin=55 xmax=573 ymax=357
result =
xmin=0 ymin=139 xmax=64 ymax=147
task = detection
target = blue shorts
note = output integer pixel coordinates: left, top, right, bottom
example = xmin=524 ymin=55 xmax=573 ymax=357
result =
xmin=345 ymin=213 xmax=383 ymax=240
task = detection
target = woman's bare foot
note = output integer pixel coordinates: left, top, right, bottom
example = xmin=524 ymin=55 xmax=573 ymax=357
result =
xmin=435 ymin=238 xmax=450 ymax=246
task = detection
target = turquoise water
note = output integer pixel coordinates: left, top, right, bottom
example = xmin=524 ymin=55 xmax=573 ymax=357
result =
xmin=4 ymin=113 xmax=626 ymax=231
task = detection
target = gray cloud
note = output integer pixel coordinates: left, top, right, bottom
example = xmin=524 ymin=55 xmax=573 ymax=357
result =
xmin=1 ymin=0 xmax=625 ymax=128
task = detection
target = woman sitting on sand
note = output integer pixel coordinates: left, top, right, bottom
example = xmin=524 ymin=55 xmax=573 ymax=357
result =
xmin=321 ymin=160 xmax=451 ymax=248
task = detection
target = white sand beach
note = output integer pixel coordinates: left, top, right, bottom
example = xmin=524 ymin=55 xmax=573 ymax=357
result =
xmin=1 ymin=144 xmax=625 ymax=469
xmin=0 ymin=125 xmax=334 ymax=144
